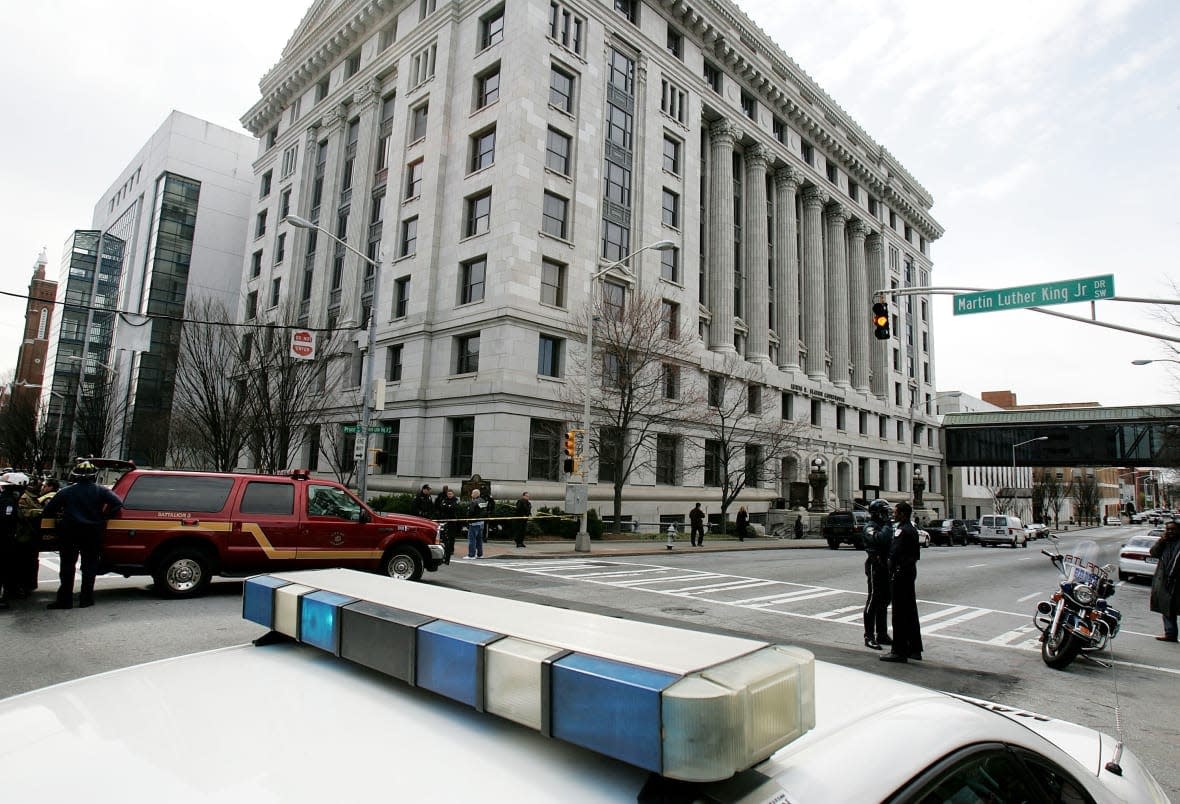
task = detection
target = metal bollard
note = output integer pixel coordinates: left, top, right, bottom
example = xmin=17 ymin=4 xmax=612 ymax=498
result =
xmin=666 ymin=523 xmax=676 ymax=550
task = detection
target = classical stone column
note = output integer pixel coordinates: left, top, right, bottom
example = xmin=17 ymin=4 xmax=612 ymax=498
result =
xmin=743 ymin=145 xmax=770 ymax=365
xmin=706 ymin=120 xmax=737 ymax=352
xmin=867 ymin=231 xmax=887 ymax=399
xmin=824 ymin=201 xmax=850 ymax=387
xmin=773 ymin=168 xmax=802 ymax=371
xmin=800 ymin=186 xmax=827 ymax=381
xmin=847 ymin=219 xmax=870 ymax=392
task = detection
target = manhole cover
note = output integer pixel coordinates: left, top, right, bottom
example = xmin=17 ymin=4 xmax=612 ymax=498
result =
xmin=661 ymin=606 xmax=706 ymax=616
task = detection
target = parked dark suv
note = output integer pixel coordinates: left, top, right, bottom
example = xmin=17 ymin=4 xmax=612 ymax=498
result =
xmin=925 ymin=518 xmax=968 ymax=546
xmin=822 ymin=510 xmax=869 ymax=550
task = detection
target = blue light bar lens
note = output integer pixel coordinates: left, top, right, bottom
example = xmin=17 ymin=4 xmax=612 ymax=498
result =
xmin=550 ymin=653 xmax=678 ymax=773
xmin=416 ymin=620 xmax=499 ymax=707
xmin=242 ymin=576 xmax=291 ymax=628
xmin=300 ymin=591 xmax=357 ymax=654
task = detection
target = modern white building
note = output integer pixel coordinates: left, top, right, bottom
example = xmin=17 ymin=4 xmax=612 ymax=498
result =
xmin=240 ymin=0 xmax=944 ymax=523
xmin=40 ymin=111 xmax=257 ymax=466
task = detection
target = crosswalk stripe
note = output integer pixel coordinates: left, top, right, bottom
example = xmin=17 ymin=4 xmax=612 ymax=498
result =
xmin=749 ymin=589 xmax=844 ymax=607
xmin=814 ymin=605 xmax=866 ymax=619
xmin=919 ymin=605 xmax=969 ymax=624
xmin=923 ymin=608 xmax=991 ymax=633
xmin=729 ymin=587 xmax=827 ymax=606
xmin=660 ymin=578 xmax=777 ymax=594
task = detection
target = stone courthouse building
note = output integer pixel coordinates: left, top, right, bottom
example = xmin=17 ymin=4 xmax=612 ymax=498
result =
xmin=239 ymin=0 xmax=944 ymax=523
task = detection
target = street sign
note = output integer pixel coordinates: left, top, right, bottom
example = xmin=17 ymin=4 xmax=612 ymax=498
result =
xmin=343 ymin=424 xmax=393 ymax=434
xmin=352 ymin=439 xmax=367 ymax=462
xmin=290 ymin=329 xmax=316 ymax=360
xmin=953 ymin=275 xmax=1114 ymax=316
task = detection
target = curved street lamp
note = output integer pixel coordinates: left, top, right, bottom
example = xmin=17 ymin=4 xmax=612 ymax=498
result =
xmin=1131 ymin=358 xmax=1180 ymax=366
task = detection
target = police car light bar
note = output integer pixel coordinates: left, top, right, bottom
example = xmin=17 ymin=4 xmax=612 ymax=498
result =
xmin=243 ymin=569 xmax=815 ymax=783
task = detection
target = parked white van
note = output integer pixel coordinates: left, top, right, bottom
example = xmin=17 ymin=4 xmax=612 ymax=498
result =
xmin=978 ymin=514 xmax=1028 ymax=548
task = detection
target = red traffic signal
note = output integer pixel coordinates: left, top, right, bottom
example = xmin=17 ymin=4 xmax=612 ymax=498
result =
xmin=872 ymin=301 xmax=890 ymax=340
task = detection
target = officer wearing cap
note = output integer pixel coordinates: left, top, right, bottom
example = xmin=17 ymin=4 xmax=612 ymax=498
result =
xmin=862 ymin=499 xmax=893 ymax=651
xmin=42 ymin=461 xmax=123 ymax=610
xmin=411 ymin=483 xmax=434 ymax=519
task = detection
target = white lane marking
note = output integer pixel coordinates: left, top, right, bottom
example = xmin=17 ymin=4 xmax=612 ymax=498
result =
xmin=966 ymin=563 xmax=988 ymax=569
xmin=749 ymin=589 xmax=845 ymax=608
xmin=729 ymin=587 xmax=835 ymax=606
xmin=661 ymin=578 xmax=778 ymax=594
xmin=989 ymin=626 xmax=1038 ymax=645
xmin=613 ymin=573 xmax=714 ymax=587
xmin=814 ymin=605 xmax=866 ymax=619
xmin=832 ymin=611 xmax=870 ymax=624
xmin=560 ymin=568 xmax=668 ymax=579
xmin=923 ymin=608 xmax=992 ymax=634
xmin=920 ymin=605 xmax=968 ymax=624
xmin=1016 ymin=591 xmax=1044 ymax=603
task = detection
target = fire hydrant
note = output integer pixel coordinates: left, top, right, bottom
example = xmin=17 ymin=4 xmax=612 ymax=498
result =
xmin=666 ymin=523 xmax=676 ymax=550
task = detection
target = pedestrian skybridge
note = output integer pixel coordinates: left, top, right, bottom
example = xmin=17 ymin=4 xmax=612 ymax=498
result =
xmin=942 ymin=405 xmax=1180 ymax=467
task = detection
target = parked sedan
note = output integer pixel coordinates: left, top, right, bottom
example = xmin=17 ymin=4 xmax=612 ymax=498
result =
xmin=1119 ymin=530 xmax=1163 ymax=582
xmin=916 ymin=528 xmax=930 ymax=548
xmin=925 ymin=518 xmax=968 ymax=546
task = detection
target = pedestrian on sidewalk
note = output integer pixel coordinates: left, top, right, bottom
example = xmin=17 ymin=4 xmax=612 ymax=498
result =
xmin=411 ymin=484 xmax=434 ymax=518
xmin=1149 ymin=520 xmax=1180 ymax=642
xmin=514 ymin=492 xmax=531 ymax=548
xmin=464 ymin=489 xmax=489 ymax=559
xmin=689 ymin=503 xmax=705 ymax=547
xmin=794 ymin=515 xmax=804 ymax=539
xmin=736 ymin=506 xmax=749 ymax=542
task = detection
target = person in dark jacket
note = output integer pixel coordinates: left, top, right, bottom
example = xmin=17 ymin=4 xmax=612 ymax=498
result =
xmin=793 ymin=515 xmax=804 ymax=539
xmin=436 ymin=488 xmax=459 ymax=565
xmin=862 ymin=499 xmax=893 ymax=651
xmin=513 ymin=492 xmax=532 ymax=548
xmin=735 ymin=506 xmax=749 ymax=542
xmin=880 ymin=501 xmax=923 ymax=663
xmin=42 ymin=461 xmax=123 ymax=610
xmin=1150 ymin=520 xmax=1180 ymax=642
xmin=410 ymin=484 xmax=434 ymax=518
xmin=689 ymin=503 xmax=706 ymax=547
xmin=0 ymin=480 xmax=22 ymax=609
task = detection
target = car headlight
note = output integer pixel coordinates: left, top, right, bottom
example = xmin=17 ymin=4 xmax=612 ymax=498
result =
xmin=1073 ymin=584 xmax=1096 ymax=605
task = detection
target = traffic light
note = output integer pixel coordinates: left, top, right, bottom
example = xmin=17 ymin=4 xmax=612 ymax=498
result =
xmin=872 ymin=300 xmax=890 ymax=340
xmin=564 ymin=429 xmax=578 ymax=474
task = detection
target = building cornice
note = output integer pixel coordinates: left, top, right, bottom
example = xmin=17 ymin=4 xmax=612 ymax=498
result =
xmin=657 ymin=0 xmax=943 ymax=240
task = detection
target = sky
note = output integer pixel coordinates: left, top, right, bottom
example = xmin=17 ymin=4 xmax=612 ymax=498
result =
xmin=1 ymin=0 xmax=1178 ymax=407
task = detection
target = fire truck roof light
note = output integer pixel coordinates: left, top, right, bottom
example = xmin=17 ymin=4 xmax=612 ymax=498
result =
xmin=243 ymin=569 xmax=816 ymax=782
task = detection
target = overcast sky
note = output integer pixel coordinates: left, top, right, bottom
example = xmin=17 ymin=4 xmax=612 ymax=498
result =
xmin=2 ymin=0 xmax=1177 ymax=407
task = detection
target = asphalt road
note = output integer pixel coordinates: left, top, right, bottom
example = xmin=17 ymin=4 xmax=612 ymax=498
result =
xmin=2 ymin=525 xmax=1176 ymax=798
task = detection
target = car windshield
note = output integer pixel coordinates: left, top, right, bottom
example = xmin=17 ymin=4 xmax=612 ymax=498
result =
xmin=1147 ymin=529 xmax=1164 ymax=538
xmin=1128 ymin=535 xmax=1161 ymax=549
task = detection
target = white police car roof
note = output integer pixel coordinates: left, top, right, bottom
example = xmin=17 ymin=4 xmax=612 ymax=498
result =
xmin=0 ymin=569 xmax=1168 ymax=803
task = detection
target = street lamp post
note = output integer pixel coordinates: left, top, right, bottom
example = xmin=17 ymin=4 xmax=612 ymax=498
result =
xmin=1011 ymin=436 xmax=1048 ymax=519
xmin=575 ymin=239 xmax=676 ymax=553
xmin=288 ymin=214 xmax=382 ymax=503
xmin=1131 ymin=359 xmax=1180 ymax=366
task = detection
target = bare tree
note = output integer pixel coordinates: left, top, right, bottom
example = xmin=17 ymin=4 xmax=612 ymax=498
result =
xmin=171 ymin=298 xmax=250 ymax=471
xmin=1033 ymin=469 xmax=1066 ymax=527
xmin=0 ymin=389 xmax=53 ymax=471
xmin=1070 ymin=473 xmax=1100 ymax=525
xmin=686 ymin=356 xmax=807 ymax=533
xmin=317 ymin=386 xmax=366 ymax=487
xmin=73 ymin=370 xmax=127 ymax=460
xmin=567 ymin=287 xmax=701 ymax=531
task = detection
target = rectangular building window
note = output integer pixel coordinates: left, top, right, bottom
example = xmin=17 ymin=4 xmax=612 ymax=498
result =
xmin=399 ymin=217 xmax=418 ymax=256
xmin=279 ymin=188 xmax=291 ymax=219
xmin=666 ymin=27 xmax=683 ymax=59
xmin=541 ymin=258 xmax=565 ymax=306
xmin=410 ymin=103 xmax=429 ymax=141
xmin=455 ymin=333 xmax=480 ymax=374
xmin=528 ymin=419 xmax=562 ymax=481
xmin=394 ymin=276 xmax=410 ymax=318
xmin=537 ymin=334 xmax=562 ymax=377
xmin=479 ymin=5 xmax=504 ymax=49
xmin=377 ymin=421 xmax=400 ymax=475
xmin=469 ymin=127 xmax=496 ymax=172
xmin=268 ymin=278 xmax=280 ymax=308
xmin=879 ymin=415 xmax=888 ymax=438
xmin=740 ymin=91 xmax=756 ymax=120
xmin=411 ymin=42 xmax=437 ymax=87
xmin=251 ymin=250 xmax=263 ymax=278
xmin=660 ymin=247 xmax=679 ymax=283
xmin=773 ymin=116 xmax=786 ymax=143
xmin=613 ymin=0 xmax=637 ymax=23
xmin=810 ymin=399 xmax=822 ymax=426
xmin=656 ymin=434 xmax=680 ymax=485
xmin=836 ymin=405 xmax=846 ymax=431
xmin=259 ymin=170 xmax=272 ymax=199
xmin=781 ymin=392 xmax=794 ymax=420
xmin=541 ymin=192 xmax=568 ymax=239
xmin=704 ymin=440 xmax=722 ymax=486
xmin=703 ymin=61 xmax=721 ymax=93
xmin=708 ymin=375 xmax=723 ymax=408
xmin=598 ymin=426 xmax=623 ymax=483
xmin=460 ymin=256 xmax=486 ymax=304
xmin=747 ymin=385 xmax=761 ymax=414
xmin=255 ymin=210 xmax=267 ymax=238
xmin=661 ymin=300 xmax=679 ymax=339
xmin=450 ymin=417 xmax=474 ymax=477
xmin=345 ymin=50 xmax=361 ymax=78
xmin=661 ymin=188 xmax=680 ymax=228
xmin=386 ymin=343 xmax=403 ymax=381
xmin=546 ymin=127 xmax=572 ymax=175
xmin=246 ymin=290 xmax=258 ymax=320
xmin=745 ymin=444 xmax=762 ymax=488
xmin=405 ymin=159 xmax=423 ymax=199
xmin=281 ymin=145 xmax=298 ymax=179
xmin=662 ymin=364 xmax=679 ymax=399
xmin=660 ymin=78 xmax=687 ymax=124
xmin=273 ymin=233 xmax=286 ymax=264
xmin=465 ymin=190 xmax=492 ymax=237
xmin=663 ymin=134 xmax=681 ymax=175
xmin=549 ymin=65 xmax=575 ymax=113
xmin=602 ymin=282 xmax=625 ymax=320
xmin=476 ymin=65 xmax=500 ymax=109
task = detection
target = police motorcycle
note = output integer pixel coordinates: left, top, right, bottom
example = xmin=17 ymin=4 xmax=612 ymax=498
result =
xmin=1033 ymin=537 xmax=1121 ymax=669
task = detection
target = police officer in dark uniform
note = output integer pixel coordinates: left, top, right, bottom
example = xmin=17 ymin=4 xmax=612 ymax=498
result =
xmin=862 ymin=499 xmax=893 ymax=650
xmin=881 ymin=500 xmax=924 ymax=663
xmin=43 ymin=461 xmax=123 ymax=610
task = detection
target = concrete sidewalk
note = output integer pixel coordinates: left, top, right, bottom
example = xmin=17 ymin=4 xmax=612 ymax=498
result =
xmin=471 ymin=536 xmax=829 ymax=560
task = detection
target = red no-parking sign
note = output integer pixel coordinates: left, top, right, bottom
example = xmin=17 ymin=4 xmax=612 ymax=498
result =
xmin=290 ymin=329 xmax=316 ymax=360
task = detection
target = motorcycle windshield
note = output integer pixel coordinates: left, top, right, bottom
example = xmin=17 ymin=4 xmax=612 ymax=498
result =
xmin=1060 ymin=539 xmax=1105 ymax=585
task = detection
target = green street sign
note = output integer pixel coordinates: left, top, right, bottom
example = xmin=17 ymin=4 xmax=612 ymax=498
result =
xmin=953 ymin=274 xmax=1114 ymax=316
xmin=343 ymin=424 xmax=393 ymax=435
